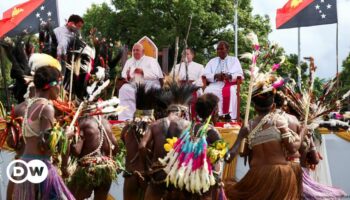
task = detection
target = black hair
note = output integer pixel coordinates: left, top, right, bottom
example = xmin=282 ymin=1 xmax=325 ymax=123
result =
xmin=34 ymin=66 xmax=61 ymax=90
xmin=274 ymin=93 xmax=284 ymax=109
xmin=195 ymin=93 xmax=219 ymax=119
xmin=217 ymin=41 xmax=230 ymax=50
xmin=68 ymin=14 xmax=84 ymax=24
xmin=252 ymin=91 xmax=275 ymax=109
xmin=186 ymin=47 xmax=195 ymax=56
xmin=135 ymin=84 xmax=161 ymax=110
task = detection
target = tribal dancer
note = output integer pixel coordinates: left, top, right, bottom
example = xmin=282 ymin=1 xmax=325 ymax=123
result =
xmin=159 ymin=93 xmax=225 ymax=200
xmin=226 ymin=88 xmax=301 ymax=200
xmin=139 ymin=82 xmax=197 ymax=200
xmin=276 ymin=74 xmax=348 ymax=199
xmin=13 ymin=56 xmax=75 ymax=200
xmin=5 ymin=80 xmax=35 ymax=200
xmin=278 ymin=93 xmax=346 ymax=199
xmin=274 ymin=93 xmax=305 ymax=199
xmin=121 ymin=84 xmax=160 ymax=200
xmin=61 ymin=57 xmax=121 ymax=200
xmin=68 ymin=115 xmax=119 ymax=200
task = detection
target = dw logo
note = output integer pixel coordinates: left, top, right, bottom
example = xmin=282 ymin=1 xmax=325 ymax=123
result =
xmin=6 ymin=160 xmax=48 ymax=184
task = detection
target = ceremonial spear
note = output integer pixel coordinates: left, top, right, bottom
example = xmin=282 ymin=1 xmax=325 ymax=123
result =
xmin=303 ymin=57 xmax=316 ymax=126
xmin=176 ymin=15 xmax=193 ymax=82
xmin=239 ymin=33 xmax=260 ymax=155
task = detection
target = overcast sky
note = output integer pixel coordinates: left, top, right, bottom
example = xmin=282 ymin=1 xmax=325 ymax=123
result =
xmin=2 ymin=0 xmax=349 ymax=79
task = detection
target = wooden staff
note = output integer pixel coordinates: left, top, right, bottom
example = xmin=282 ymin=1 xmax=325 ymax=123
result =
xmin=172 ymin=37 xmax=179 ymax=81
xmin=184 ymin=15 xmax=192 ymax=82
xmin=239 ymin=52 xmax=258 ymax=154
xmin=177 ymin=15 xmax=193 ymax=82
xmin=69 ymin=101 xmax=85 ymax=142
xmin=68 ymin=55 xmax=75 ymax=107
xmin=304 ymin=57 xmax=315 ymax=126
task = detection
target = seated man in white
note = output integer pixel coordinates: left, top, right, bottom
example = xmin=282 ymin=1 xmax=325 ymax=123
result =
xmin=170 ymin=48 xmax=204 ymax=87
xmin=118 ymin=43 xmax=164 ymax=120
xmin=170 ymin=47 xmax=204 ymax=118
xmin=203 ymin=41 xmax=243 ymax=120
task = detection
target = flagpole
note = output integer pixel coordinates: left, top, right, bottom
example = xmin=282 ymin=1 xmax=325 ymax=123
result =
xmin=336 ymin=22 xmax=339 ymax=99
xmin=297 ymin=27 xmax=302 ymax=91
xmin=234 ymin=0 xmax=238 ymax=57
xmin=336 ymin=22 xmax=339 ymax=76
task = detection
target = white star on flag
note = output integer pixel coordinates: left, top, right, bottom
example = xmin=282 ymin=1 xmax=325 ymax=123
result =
xmin=315 ymin=4 xmax=320 ymax=9
xmin=319 ymin=10 xmax=322 ymax=13
xmin=320 ymin=0 xmax=325 ymax=3
xmin=327 ymin=4 xmax=332 ymax=9
xmin=41 ymin=6 xmax=45 ymax=10
xmin=36 ymin=13 xmax=40 ymax=18
xmin=47 ymin=11 xmax=52 ymax=17
xmin=321 ymin=14 xmax=326 ymax=18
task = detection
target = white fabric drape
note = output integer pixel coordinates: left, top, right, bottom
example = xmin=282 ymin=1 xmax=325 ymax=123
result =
xmin=309 ymin=135 xmax=333 ymax=186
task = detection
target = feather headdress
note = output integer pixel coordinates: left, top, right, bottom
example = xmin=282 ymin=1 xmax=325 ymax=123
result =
xmin=239 ymin=32 xmax=287 ymax=99
xmin=28 ymin=53 xmax=61 ymax=73
xmin=157 ymin=81 xmax=198 ymax=112
xmin=277 ymin=72 xmax=349 ymax=125
xmin=135 ymin=84 xmax=161 ymax=111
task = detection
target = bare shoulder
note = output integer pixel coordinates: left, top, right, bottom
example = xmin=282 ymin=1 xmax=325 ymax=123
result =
xmin=78 ymin=117 xmax=98 ymax=130
xmin=175 ymin=118 xmax=190 ymax=129
xmin=40 ymin=103 xmax=55 ymax=118
xmin=14 ymin=101 xmax=27 ymax=117
xmin=274 ymin=112 xmax=288 ymax=128
xmin=101 ymin=118 xmax=112 ymax=130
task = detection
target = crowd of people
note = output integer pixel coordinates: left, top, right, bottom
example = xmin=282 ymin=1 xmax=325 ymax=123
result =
xmin=0 ymin=13 xmax=347 ymax=200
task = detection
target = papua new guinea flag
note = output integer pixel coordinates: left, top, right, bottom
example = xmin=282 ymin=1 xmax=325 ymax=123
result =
xmin=0 ymin=0 xmax=59 ymax=37
xmin=276 ymin=0 xmax=337 ymax=29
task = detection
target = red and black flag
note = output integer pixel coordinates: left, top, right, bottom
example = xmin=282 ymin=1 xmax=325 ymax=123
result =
xmin=0 ymin=0 xmax=59 ymax=37
xmin=276 ymin=0 xmax=337 ymax=29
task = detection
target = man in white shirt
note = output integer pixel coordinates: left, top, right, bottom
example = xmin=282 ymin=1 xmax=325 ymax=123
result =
xmin=54 ymin=14 xmax=84 ymax=73
xmin=118 ymin=43 xmax=164 ymax=120
xmin=203 ymin=41 xmax=243 ymax=120
xmin=170 ymin=48 xmax=204 ymax=87
xmin=170 ymin=48 xmax=204 ymax=118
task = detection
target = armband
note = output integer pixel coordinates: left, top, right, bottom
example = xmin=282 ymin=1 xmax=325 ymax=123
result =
xmin=281 ymin=132 xmax=297 ymax=143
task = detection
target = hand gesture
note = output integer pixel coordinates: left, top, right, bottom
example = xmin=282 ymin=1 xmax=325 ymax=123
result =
xmin=224 ymin=150 xmax=235 ymax=163
xmin=65 ymin=126 xmax=75 ymax=139
xmin=214 ymin=73 xmax=224 ymax=81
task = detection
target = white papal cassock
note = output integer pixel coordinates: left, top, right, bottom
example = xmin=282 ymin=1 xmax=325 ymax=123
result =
xmin=118 ymin=55 xmax=164 ymax=120
xmin=203 ymin=56 xmax=243 ymax=119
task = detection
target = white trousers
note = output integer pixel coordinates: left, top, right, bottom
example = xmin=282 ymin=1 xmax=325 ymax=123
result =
xmin=118 ymin=80 xmax=160 ymax=121
xmin=204 ymin=82 xmax=238 ymax=119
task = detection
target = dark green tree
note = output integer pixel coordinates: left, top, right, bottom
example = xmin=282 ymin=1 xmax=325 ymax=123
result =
xmin=83 ymin=0 xmax=271 ymax=66
xmin=82 ymin=3 xmax=119 ymax=41
xmin=339 ymin=53 xmax=350 ymax=110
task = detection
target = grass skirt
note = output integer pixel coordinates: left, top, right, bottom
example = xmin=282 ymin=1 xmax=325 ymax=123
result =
xmin=68 ymin=156 xmax=118 ymax=189
xmin=13 ymin=154 xmax=75 ymax=200
xmin=302 ymin=167 xmax=346 ymax=200
xmin=290 ymin=161 xmax=303 ymax=199
xmin=228 ymin=164 xmax=298 ymax=200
